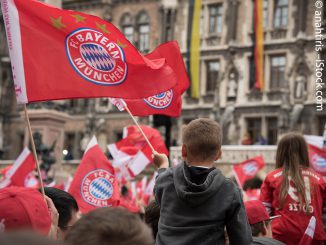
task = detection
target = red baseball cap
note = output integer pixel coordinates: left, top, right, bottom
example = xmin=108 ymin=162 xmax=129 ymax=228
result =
xmin=245 ymin=200 xmax=280 ymax=225
xmin=0 ymin=187 xmax=51 ymax=235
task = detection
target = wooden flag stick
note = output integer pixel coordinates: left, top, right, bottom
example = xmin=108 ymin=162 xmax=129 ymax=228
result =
xmin=124 ymin=105 xmax=155 ymax=152
xmin=23 ymin=104 xmax=45 ymax=196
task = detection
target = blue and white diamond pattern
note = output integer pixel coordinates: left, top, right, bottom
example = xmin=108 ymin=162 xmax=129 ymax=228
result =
xmin=80 ymin=43 xmax=115 ymax=71
xmin=89 ymin=177 xmax=113 ymax=200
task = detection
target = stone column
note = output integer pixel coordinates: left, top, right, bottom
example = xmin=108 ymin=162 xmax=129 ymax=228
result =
xmin=226 ymin=0 xmax=239 ymax=43
xmin=294 ymin=0 xmax=307 ymax=36
xmin=21 ymin=109 xmax=70 ymax=171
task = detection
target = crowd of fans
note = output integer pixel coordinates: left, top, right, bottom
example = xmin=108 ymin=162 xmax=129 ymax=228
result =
xmin=0 ymin=118 xmax=325 ymax=245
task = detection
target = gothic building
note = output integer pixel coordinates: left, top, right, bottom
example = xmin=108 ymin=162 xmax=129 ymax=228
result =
xmin=0 ymin=0 xmax=325 ymax=161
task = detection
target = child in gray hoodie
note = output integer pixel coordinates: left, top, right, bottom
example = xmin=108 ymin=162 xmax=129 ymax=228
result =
xmin=153 ymin=118 xmax=252 ymax=245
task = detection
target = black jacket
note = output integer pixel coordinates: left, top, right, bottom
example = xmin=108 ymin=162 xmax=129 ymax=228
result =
xmin=154 ymin=163 xmax=252 ymax=245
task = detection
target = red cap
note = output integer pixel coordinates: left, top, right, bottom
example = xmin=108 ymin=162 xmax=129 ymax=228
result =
xmin=0 ymin=187 xmax=51 ymax=234
xmin=245 ymin=200 xmax=280 ymax=225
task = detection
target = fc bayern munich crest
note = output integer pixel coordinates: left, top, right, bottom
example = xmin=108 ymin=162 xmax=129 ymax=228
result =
xmin=311 ymin=154 xmax=326 ymax=173
xmin=144 ymin=89 xmax=173 ymax=109
xmin=243 ymin=162 xmax=258 ymax=176
xmin=81 ymin=169 xmax=115 ymax=207
xmin=65 ymin=28 xmax=128 ymax=86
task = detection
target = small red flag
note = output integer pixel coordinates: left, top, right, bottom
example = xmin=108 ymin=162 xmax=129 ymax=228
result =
xmin=1 ymin=0 xmax=177 ymax=103
xmin=233 ymin=156 xmax=265 ymax=187
xmin=68 ymin=136 xmax=120 ymax=214
xmin=108 ymin=125 xmax=168 ymax=177
xmin=0 ymin=148 xmax=35 ymax=188
xmin=123 ymin=125 xmax=169 ymax=155
xmin=308 ymin=144 xmax=326 ymax=180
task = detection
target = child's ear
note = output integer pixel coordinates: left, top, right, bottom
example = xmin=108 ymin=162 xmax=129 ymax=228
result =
xmin=181 ymin=144 xmax=187 ymax=159
xmin=215 ymin=149 xmax=222 ymax=161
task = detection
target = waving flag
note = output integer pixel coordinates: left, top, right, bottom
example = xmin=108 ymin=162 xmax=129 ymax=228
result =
xmin=233 ymin=156 xmax=265 ymax=187
xmin=123 ymin=125 xmax=169 ymax=155
xmin=298 ymin=216 xmax=316 ymax=245
xmin=125 ymin=41 xmax=189 ymax=117
xmin=1 ymin=0 xmax=177 ymax=103
xmin=308 ymin=144 xmax=326 ymax=180
xmin=109 ymin=125 xmax=168 ymax=177
xmin=0 ymin=148 xmax=35 ymax=188
xmin=68 ymin=136 xmax=120 ymax=214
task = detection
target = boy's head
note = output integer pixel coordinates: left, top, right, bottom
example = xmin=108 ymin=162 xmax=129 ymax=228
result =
xmin=182 ymin=118 xmax=222 ymax=165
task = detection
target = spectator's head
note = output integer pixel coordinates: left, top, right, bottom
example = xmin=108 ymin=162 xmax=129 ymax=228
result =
xmin=243 ymin=176 xmax=263 ymax=191
xmin=276 ymin=133 xmax=310 ymax=209
xmin=245 ymin=200 xmax=280 ymax=238
xmin=0 ymin=187 xmax=51 ymax=235
xmin=65 ymin=207 xmax=153 ymax=245
xmin=144 ymin=200 xmax=160 ymax=238
xmin=182 ymin=118 xmax=222 ymax=166
xmin=0 ymin=231 xmax=62 ymax=245
xmin=43 ymin=187 xmax=79 ymax=238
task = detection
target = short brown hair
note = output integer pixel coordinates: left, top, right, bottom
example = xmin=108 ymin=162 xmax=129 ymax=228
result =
xmin=182 ymin=118 xmax=222 ymax=161
xmin=65 ymin=207 xmax=153 ymax=245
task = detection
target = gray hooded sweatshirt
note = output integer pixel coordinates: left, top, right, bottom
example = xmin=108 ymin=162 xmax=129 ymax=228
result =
xmin=154 ymin=163 xmax=252 ymax=245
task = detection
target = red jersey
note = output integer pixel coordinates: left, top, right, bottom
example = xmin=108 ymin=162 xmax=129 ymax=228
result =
xmin=260 ymin=168 xmax=326 ymax=245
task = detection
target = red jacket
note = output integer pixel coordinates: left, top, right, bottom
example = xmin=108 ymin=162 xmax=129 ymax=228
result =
xmin=260 ymin=168 xmax=326 ymax=245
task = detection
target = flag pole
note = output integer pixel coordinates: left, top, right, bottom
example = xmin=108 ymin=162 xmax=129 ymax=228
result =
xmin=23 ymin=104 xmax=45 ymax=196
xmin=124 ymin=105 xmax=155 ymax=152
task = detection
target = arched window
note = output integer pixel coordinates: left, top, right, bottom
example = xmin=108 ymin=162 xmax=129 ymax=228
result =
xmin=120 ymin=13 xmax=134 ymax=43
xmin=137 ymin=11 xmax=150 ymax=53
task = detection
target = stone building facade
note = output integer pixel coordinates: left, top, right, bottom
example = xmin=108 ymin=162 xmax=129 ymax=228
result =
xmin=0 ymin=0 xmax=325 ymax=163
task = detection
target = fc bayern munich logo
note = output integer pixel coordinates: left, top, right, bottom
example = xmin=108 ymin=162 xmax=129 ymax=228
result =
xmin=243 ymin=162 xmax=258 ymax=176
xmin=311 ymin=154 xmax=326 ymax=173
xmin=65 ymin=28 xmax=127 ymax=86
xmin=144 ymin=89 xmax=173 ymax=109
xmin=81 ymin=169 xmax=114 ymax=207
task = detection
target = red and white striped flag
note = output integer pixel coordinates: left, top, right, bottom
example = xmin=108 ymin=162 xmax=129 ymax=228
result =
xmin=298 ymin=216 xmax=316 ymax=245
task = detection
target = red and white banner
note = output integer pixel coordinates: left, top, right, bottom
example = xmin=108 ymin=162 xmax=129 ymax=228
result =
xmin=1 ymin=0 xmax=177 ymax=103
xmin=68 ymin=136 xmax=120 ymax=214
xmin=233 ymin=156 xmax=265 ymax=187
xmin=0 ymin=148 xmax=36 ymax=188
xmin=298 ymin=216 xmax=316 ymax=245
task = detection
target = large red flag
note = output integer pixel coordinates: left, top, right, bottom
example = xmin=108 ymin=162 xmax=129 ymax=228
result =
xmin=124 ymin=41 xmax=190 ymax=117
xmin=1 ymin=0 xmax=177 ymax=103
xmin=68 ymin=136 xmax=120 ymax=214
xmin=232 ymin=156 xmax=265 ymax=187
xmin=308 ymin=144 xmax=326 ymax=181
xmin=0 ymin=148 xmax=35 ymax=188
